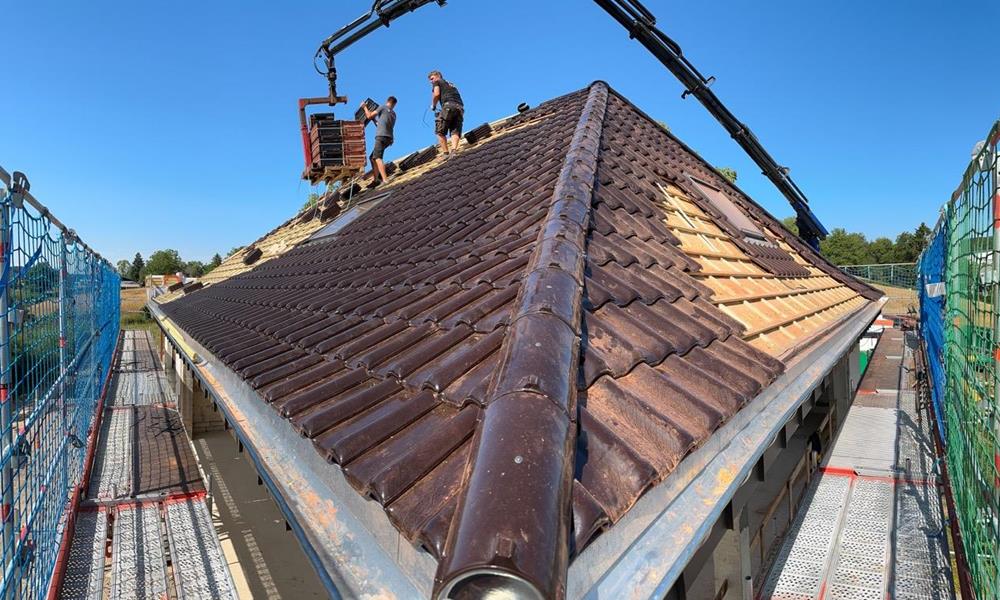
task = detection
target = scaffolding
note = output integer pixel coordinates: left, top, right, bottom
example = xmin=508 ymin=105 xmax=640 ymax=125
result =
xmin=919 ymin=120 xmax=1000 ymax=598
xmin=0 ymin=168 xmax=119 ymax=599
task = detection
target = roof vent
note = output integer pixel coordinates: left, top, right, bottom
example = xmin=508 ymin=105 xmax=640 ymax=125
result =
xmin=687 ymin=175 xmax=766 ymax=241
xmin=242 ymin=246 xmax=263 ymax=265
xmin=307 ymin=191 xmax=392 ymax=243
xmin=517 ymin=102 xmax=530 ymax=113
xmin=464 ymin=123 xmax=493 ymax=145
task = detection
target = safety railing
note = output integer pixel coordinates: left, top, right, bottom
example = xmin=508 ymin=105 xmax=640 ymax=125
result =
xmin=0 ymin=168 xmax=119 ymax=599
xmin=840 ymin=262 xmax=918 ymax=316
xmin=919 ymin=120 xmax=1000 ymax=597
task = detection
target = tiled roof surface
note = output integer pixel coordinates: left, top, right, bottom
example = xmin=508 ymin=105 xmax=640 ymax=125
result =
xmin=160 ymin=82 xmax=878 ymax=598
xmin=153 ymin=114 xmax=533 ymax=307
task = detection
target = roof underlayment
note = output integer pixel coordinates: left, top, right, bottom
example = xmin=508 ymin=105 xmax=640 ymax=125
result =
xmin=156 ymin=82 xmax=881 ymax=599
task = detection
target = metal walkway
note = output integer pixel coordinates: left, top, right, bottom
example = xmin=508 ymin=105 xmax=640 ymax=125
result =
xmin=59 ymin=330 xmax=236 ymax=600
xmin=761 ymin=327 xmax=955 ymax=600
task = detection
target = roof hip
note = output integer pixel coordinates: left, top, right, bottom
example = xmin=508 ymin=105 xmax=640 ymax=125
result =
xmin=435 ymin=82 xmax=610 ymax=600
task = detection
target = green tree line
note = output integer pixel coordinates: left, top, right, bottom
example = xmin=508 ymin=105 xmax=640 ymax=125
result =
xmin=781 ymin=217 xmax=931 ymax=265
xmin=116 ymin=248 xmax=239 ymax=283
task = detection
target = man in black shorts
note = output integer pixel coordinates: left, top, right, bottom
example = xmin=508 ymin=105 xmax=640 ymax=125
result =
xmin=428 ymin=70 xmax=464 ymax=156
xmin=361 ymin=95 xmax=397 ymax=184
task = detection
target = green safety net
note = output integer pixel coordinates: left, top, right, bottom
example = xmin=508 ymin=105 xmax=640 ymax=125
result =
xmin=940 ymin=121 xmax=1000 ymax=596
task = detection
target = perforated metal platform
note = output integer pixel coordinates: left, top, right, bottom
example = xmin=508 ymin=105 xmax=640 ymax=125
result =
xmin=165 ymin=499 xmax=237 ymax=599
xmin=759 ymin=329 xmax=955 ymax=600
xmin=761 ymin=475 xmax=851 ymax=599
xmin=827 ymin=478 xmax=893 ymax=599
xmin=89 ymin=409 xmax=132 ymax=499
xmin=59 ymin=510 xmax=107 ymax=600
xmin=59 ymin=331 xmax=235 ymax=600
xmin=111 ymin=504 xmax=169 ymax=599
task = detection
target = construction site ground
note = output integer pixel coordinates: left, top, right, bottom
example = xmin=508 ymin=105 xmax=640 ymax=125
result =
xmin=760 ymin=325 xmax=956 ymax=599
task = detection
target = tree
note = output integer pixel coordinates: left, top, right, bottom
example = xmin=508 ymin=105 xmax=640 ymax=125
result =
xmin=17 ymin=263 xmax=58 ymax=303
xmin=183 ymin=261 xmax=206 ymax=278
xmin=868 ymin=237 xmax=894 ymax=264
xmin=716 ymin=166 xmax=738 ymax=183
xmin=780 ymin=216 xmax=799 ymax=236
xmin=116 ymin=260 xmax=131 ymax=280
xmin=301 ymin=192 xmax=321 ymax=211
xmin=227 ymin=246 xmax=243 ymax=257
xmin=820 ymin=228 xmax=872 ymax=265
xmin=914 ymin=222 xmax=931 ymax=253
xmin=142 ymin=249 xmax=184 ymax=278
xmin=128 ymin=253 xmax=145 ymax=284
xmin=207 ymin=253 xmax=223 ymax=272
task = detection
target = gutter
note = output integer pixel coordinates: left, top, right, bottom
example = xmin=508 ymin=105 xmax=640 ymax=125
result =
xmin=149 ymin=302 xmax=433 ymax=599
xmin=568 ymin=299 xmax=883 ymax=598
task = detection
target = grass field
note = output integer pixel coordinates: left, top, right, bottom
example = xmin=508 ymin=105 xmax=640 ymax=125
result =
xmin=120 ymin=287 xmax=158 ymax=333
xmin=871 ymin=282 xmax=918 ymax=316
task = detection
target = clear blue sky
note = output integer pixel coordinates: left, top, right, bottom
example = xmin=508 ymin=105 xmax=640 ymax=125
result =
xmin=3 ymin=1 xmax=998 ymax=265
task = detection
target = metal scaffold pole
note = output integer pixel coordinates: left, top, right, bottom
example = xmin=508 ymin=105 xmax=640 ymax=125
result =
xmin=993 ymin=147 xmax=1000 ymax=596
xmin=58 ymin=239 xmax=73 ymax=502
xmin=58 ymin=243 xmax=67 ymax=443
xmin=0 ymin=191 xmax=12 ymax=598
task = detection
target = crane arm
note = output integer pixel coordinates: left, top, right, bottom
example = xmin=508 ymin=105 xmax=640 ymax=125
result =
xmin=308 ymin=0 xmax=828 ymax=248
xmin=592 ymin=0 xmax=827 ymax=248
xmin=314 ymin=0 xmax=447 ymax=102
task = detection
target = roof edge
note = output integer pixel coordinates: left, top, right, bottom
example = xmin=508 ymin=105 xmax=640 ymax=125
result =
xmin=148 ymin=301 xmax=436 ymax=598
xmin=435 ymin=82 xmax=610 ymax=600
xmin=567 ymin=298 xmax=883 ymax=597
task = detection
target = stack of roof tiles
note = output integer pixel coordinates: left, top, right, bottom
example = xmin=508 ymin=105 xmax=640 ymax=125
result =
xmin=160 ymin=82 xmax=879 ymax=598
xmin=307 ymin=114 xmax=366 ymax=175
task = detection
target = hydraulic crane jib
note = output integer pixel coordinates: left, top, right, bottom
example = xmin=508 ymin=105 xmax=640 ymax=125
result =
xmin=299 ymin=0 xmax=828 ymax=249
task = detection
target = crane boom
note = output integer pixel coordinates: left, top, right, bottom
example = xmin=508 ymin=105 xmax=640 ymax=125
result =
xmin=310 ymin=0 xmax=828 ymax=248
xmin=592 ymin=0 xmax=827 ymax=248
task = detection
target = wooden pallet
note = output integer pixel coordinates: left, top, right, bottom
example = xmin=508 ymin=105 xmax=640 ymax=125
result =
xmin=305 ymin=164 xmax=365 ymax=185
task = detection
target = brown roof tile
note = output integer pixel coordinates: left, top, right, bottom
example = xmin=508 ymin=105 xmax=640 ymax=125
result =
xmin=161 ymin=81 xmax=875 ymax=598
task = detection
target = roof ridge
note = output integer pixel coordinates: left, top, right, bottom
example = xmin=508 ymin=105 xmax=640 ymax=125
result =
xmin=435 ymin=82 xmax=610 ymax=600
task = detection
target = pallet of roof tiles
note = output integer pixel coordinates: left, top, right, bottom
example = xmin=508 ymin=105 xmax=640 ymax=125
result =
xmin=311 ymin=141 xmax=367 ymax=161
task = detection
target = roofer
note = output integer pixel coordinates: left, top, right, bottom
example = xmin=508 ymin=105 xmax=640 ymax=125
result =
xmin=360 ymin=95 xmax=397 ymax=185
xmin=428 ymin=71 xmax=464 ymax=156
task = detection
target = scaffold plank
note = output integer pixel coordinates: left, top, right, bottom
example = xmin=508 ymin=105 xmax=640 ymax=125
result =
xmin=88 ymin=409 xmax=132 ymax=499
xmin=761 ymin=330 xmax=955 ymax=600
xmin=110 ymin=504 xmax=169 ymax=599
xmin=827 ymin=478 xmax=893 ymax=599
xmin=760 ymin=474 xmax=852 ymax=599
xmin=165 ymin=499 xmax=237 ymax=600
xmin=59 ymin=510 xmax=107 ymax=600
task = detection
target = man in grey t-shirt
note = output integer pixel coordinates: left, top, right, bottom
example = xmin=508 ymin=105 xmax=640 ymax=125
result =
xmin=360 ymin=95 xmax=397 ymax=185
